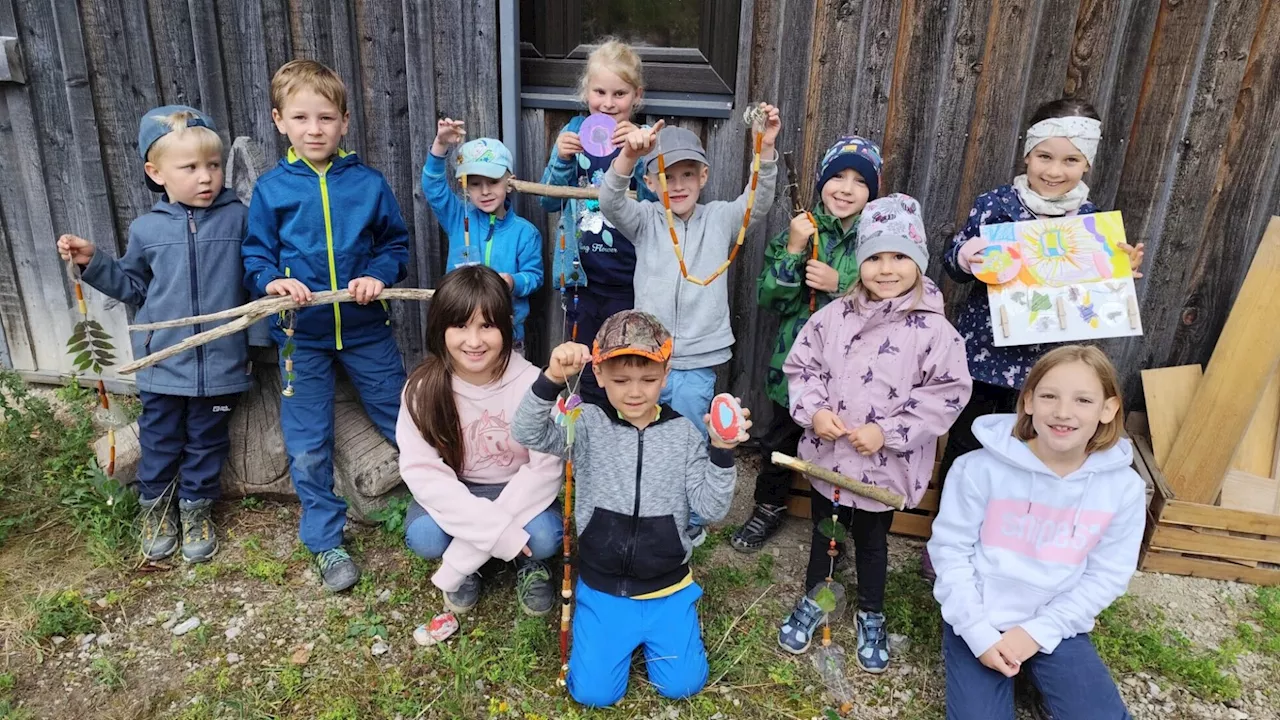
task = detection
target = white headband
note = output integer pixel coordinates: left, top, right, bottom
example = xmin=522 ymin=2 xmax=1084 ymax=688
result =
xmin=1024 ymin=116 xmax=1102 ymax=166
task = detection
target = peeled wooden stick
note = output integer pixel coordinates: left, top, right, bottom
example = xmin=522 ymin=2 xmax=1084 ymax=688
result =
xmin=506 ymin=178 xmax=636 ymax=201
xmin=119 ymin=288 xmax=435 ymax=374
xmin=771 ymin=452 xmax=907 ymax=510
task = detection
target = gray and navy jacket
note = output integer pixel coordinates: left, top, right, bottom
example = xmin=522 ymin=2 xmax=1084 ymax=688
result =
xmin=80 ymin=187 xmax=253 ymax=397
xmin=512 ymin=375 xmax=737 ymax=597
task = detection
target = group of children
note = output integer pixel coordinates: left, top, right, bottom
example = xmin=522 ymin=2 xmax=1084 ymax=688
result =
xmin=55 ymin=38 xmax=1147 ymax=718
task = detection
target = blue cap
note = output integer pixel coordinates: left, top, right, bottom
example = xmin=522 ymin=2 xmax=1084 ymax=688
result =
xmin=455 ymin=138 xmax=514 ymax=179
xmin=137 ymin=105 xmax=217 ymax=192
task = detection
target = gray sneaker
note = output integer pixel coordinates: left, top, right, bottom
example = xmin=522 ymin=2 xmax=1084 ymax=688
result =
xmin=179 ymin=498 xmax=218 ymax=563
xmin=316 ymin=547 xmax=360 ymax=592
xmin=443 ymin=573 xmax=482 ymax=615
xmin=138 ymin=492 xmax=179 ymax=561
xmin=515 ymin=556 xmax=554 ymax=616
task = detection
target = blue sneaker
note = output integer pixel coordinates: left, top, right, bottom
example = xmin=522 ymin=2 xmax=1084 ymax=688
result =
xmin=778 ymin=595 xmax=826 ymax=654
xmin=856 ymin=610 xmax=890 ymax=673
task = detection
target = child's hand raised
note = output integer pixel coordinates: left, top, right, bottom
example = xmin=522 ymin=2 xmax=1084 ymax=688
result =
xmin=619 ymin=119 xmax=665 ymax=160
xmin=786 ymin=212 xmax=818 ymax=253
xmin=707 ymin=402 xmax=752 ymax=450
xmin=611 ymin=120 xmax=637 ymax=147
xmin=958 ymin=237 xmax=986 ymax=275
xmin=1118 ymin=241 xmax=1145 ymax=278
xmin=435 ymin=118 xmax=466 ymax=146
xmin=556 ymin=131 xmax=583 ymax=161
xmin=545 ymin=342 xmax=591 ymax=384
xmin=849 ymin=423 xmax=884 ymax=455
xmin=812 ymin=409 xmax=848 ymax=442
xmin=57 ymin=234 xmax=95 ymax=265
xmin=757 ymin=103 xmax=782 ymax=150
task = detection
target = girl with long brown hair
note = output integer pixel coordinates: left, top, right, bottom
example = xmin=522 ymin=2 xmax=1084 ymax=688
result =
xmin=396 ymin=265 xmax=563 ymax=616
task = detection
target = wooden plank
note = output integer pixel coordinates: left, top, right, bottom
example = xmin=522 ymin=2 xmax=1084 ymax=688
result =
xmin=1149 ymin=525 xmax=1280 ymax=564
xmin=1064 ymin=0 xmax=1125 ymax=103
xmin=403 ymin=0 xmax=442 ymax=294
xmin=147 ymin=0 xmax=202 ymax=107
xmin=850 ymin=0 xmax=904 ymax=140
xmin=1142 ymin=549 xmax=1280 ymax=586
xmin=1219 ymin=470 xmax=1279 ymax=514
xmin=78 ymin=0 xmax=161 ymax=251
xmin=1140 ymin=364 xmax=1203 ymax=469
xmin=1234 ymin=371 xmax=1280 ymax=477
xmin=187 ymin=0 xmax=231 ymax=145
xmin=217 ymin=0 xmax=279 ymax=148
xmin=890 ymin=511 xmax=934 ymax=539
xmin=1017 ymin=0 xmax=1083 ymax=157
xmin=430 ymin=0 xmax=498 ymax=137
xmin=0 ymin=197 xmax=33 ymax=369
xmin=880 ymin=0 xmax=951 ymax=199
xmin=1163 ymin=218 xmax=1280 ymax=503
xmin=1111 ymin=0 xmax=1265 ymax=397
xmin=518 ymin=106 xmax=554 ymax=363
xmin=260 ymin=0 xmax=293 ymax=157
xmin=799 ymin=0 xmax=863 ymax=190
xmin=352 ymin=1 xmax=418 ymax=367
xmin=18 ymin=369 xmax=136 ymax=395
xmin=1159 ymin=498 xmax=1280 ymax=537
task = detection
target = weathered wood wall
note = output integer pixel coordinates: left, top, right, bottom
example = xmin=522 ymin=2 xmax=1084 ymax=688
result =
xmin=2 ymin=0 xmax=1279 ymax=424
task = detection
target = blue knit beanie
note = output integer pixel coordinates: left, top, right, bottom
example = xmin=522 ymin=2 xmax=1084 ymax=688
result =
xmin=815 ymin=135 xmax=883 ymax=203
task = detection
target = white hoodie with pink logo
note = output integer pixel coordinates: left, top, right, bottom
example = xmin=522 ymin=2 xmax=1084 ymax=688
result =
xmin=928 ymin=414 xmax=1145 ymax=658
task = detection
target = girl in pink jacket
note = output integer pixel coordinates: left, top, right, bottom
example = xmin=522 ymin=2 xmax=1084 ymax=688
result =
xmin=778 ymin=194 xmax=972 ymax=672
xmin=396 ymin=265 xmax=564 ymax=616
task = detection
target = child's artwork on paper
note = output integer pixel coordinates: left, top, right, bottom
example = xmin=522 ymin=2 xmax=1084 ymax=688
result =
xmin=977 ymin=212 xmax=1142 ymax=346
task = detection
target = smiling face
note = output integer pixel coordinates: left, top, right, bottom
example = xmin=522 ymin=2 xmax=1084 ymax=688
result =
xmin=466 ymin=174 xmax=510 ymax=216
xmin=145 ymin=139 xmax=224 ymax=207
xmin=1024 ymin=137 xmax=1088 ymax=198
xmin=595 ymin=357 xmax=670 ymax=428
xmin=644 ymin=159 xmax=708 ymax=220
xmin=1024 ymin=360 xmax=1120 ymax=463
xmin=859 ymin=252 xmax=920 ymax=301
xmin=272 ymin=88 xmax=350 ymax=168
xmin=585 ymin=67 xmax=642 ymax=122
xmin=444 ymin=308 xmax=505 ymax=385
xmin=820 ymin=168 xmax=870 ymax=225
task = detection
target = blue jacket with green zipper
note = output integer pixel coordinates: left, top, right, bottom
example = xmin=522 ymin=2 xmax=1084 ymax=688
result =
xmin=82 ymin=187 xmax=253 ymax=397
xmin=243 ymin=148 xmax=411 ymax=348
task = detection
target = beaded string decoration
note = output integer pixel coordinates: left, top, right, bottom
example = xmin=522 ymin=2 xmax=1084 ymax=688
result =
xmin=64 ymin=258 xmax=119 ymax=475
xmin=656 ymin=103 xmax=767 ymax=287
xmin=280 ymin=310 xmax=297 ymax=397
xmin=460 ymin=173 xmax=472 ymax=264
xmin=813 ymin=485 xmax=855 ymax=712
xmin=808 ymin=210 xmax=821 ymax=312
xmin=552 ymin=364 xmax=585 ymax=686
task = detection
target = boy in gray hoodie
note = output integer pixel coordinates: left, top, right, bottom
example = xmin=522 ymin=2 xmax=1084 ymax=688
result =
xmin=58 ymin=106 xmax=252 ymax=564
xmin=599 ymin=112 xmax=779 ymax=542
xmin=512 ymin=310 xmax=749 ymax=707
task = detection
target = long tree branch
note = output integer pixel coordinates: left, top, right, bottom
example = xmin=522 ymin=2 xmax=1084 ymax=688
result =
xmin=119 ymin=288 xmax=435 ymax=375
xmin=506 ymin=178 xmax=636 ymax=200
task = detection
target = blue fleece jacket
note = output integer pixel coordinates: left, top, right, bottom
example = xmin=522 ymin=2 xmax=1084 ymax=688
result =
xmin=243 ymin=149 xmax=410 ymax=349
xmin=81 ymin=187 xmax=253 ymax=396
xmin=421 ymin=152 xmax=543 ymax=341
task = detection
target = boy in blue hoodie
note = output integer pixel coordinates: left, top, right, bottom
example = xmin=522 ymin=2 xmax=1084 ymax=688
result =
xmin=58 ymin=105 xmax=251 ymax=564
xmin=423 ymin=119 xmax=542 ymax=353
xmin=242 ymin=60 xmax=411 ymax=592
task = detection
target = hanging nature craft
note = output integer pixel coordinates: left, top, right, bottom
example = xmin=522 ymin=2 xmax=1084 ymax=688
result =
xmin=975 ymin=211 xmax=1142 ymax=346
xmin=656 ymin=103 xmax=768 ymax=287
xmin=64 ymin=259 xmax=124 ymax=476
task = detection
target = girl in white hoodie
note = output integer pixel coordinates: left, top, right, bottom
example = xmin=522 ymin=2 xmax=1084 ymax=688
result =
xmin=928 ymin=345 xmax=1142 ymax=720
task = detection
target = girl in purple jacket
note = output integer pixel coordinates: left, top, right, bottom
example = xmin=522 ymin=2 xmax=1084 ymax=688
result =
xmin=777 ymin=194 xmax=973 ymax=673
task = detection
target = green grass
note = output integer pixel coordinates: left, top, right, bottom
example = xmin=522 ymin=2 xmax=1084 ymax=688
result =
xmin=1235 ymin=586 xmax=1280 ymax=656
xmin=1095 ymin=595 xmax=1241 ymax=700
xmin=90 ymin=657 xmax=125 ymax=690
xmin=29 ymin=590 xmax=98 ymax=640
xmin=883 ymin=558 xmax=942 ymax=660
xmin=238 ymin=533 xmax=289 ymax=584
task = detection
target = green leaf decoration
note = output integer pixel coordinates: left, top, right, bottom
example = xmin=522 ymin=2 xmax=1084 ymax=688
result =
xmin=817 ymin=518 xmax=847 ymax=543
xmin=1030 ymin=291 xmax=1052 ymax=313
xmin=67 ymin=339 xmax=90 ymax=354
xmin=73 ymin=350 xmax=92 ymax=371
xmin=814 ymin=586 xmax=837 ymax=614
xmin=66 ymin=319 xmax=118 ymax=372
xmin=282 ymin=339 xmax=296 ymax=358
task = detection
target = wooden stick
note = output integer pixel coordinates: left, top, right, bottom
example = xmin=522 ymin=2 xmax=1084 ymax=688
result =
xmin=771 ymin=452 xmax=907 ymax=510
xmin=119 ymin=288 xmax=435 ymax=374
xmin=506 ymin=178 xmax=636 ymax=201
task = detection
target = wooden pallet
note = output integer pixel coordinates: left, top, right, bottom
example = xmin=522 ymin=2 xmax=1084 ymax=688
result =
xmin=1132 ymin=413 xmax=1280 ymax=585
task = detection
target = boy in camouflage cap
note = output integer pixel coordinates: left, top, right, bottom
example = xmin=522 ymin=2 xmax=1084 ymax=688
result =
xmin=512 ymin=309 xmax=751 ymax=707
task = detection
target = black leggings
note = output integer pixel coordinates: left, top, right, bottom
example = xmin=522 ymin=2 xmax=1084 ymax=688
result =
xmin=751 ymin=402 xmax=806 ymax=507
xmin=805 ymin=490 xmax=895 ymax=612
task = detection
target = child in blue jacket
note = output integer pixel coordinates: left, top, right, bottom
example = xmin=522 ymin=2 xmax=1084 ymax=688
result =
xmin=242 ymin=60 xmax=411 ymax=592
xmin=58 ymin=105 xmax=250 ymax=565
xmin=423 ymin=119 xmax=543 ymax=353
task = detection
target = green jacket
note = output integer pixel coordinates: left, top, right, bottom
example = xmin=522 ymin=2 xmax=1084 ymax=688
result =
xmin=757 ymin=206 xmax=860 ymax=408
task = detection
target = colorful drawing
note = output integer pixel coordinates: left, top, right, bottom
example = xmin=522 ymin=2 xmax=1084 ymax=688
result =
xmin=979 ymin=211 xmax=1142 ymax=346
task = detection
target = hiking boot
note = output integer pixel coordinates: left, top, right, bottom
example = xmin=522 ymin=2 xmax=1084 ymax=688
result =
xmin=179 ymin=498 xmax=218 ymax=563
xmin=855 ymin=610 xmax=890 ymax=673
xmin=316 ymin=547 xmax=360 ymax=593
xmin=687 ymin=523 xmax=707 ymax=548
xmin=138 ymin=492 xmax=179 ymax=561
xmin=515 ymin=556 xmax=554 ymax=617
xmin=778 ymin=594 xmax=826 ymax=654
xmin=731 ymin=503 xmax=787 ymax=553
xmin=443 ymin=573 xmax=482 ymax=615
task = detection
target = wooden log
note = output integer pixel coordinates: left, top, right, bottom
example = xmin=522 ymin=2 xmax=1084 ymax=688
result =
xmin=1140 ymin=365 xmax=1202 ymax=469
xmin=770 ymin=452 xmax=907 ymax=510
xmin=1163 ymin=217 xmax=1280 ymax=504
xmin=119 ymin=288 xmax=436 ymax=374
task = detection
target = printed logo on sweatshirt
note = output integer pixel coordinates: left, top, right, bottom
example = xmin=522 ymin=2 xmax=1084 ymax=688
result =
xmin=464 ymin=410 xmax=516 ymax=471
xmin=980 ymin=499 xmax=1113 ymax=565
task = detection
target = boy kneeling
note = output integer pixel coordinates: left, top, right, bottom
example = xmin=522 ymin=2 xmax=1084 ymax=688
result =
xmin=512 ymin=311 xmax=749 ymax=706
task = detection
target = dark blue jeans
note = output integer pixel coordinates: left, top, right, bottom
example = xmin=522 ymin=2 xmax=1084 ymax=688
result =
xmin=137 ymin=392 xmax=238 ymax=501
xmin=943 ymin=623 xmax=1131 ymax=720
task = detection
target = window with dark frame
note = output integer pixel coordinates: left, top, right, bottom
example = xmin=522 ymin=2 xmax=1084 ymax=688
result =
xmin=519 ymin=0 xmax=741 ymax=96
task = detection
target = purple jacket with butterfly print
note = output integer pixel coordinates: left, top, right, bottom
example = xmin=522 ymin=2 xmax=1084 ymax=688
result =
xmin=783 ymin=278 xmax=973 ymax=512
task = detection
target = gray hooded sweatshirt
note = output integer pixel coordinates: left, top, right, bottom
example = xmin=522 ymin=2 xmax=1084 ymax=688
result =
xmin=598 ymin=157 xmax=778 ymax=370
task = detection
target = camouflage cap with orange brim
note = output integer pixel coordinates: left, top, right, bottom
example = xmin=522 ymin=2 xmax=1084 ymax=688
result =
xmin=591 ymin=310 xmax=673 ymax=365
